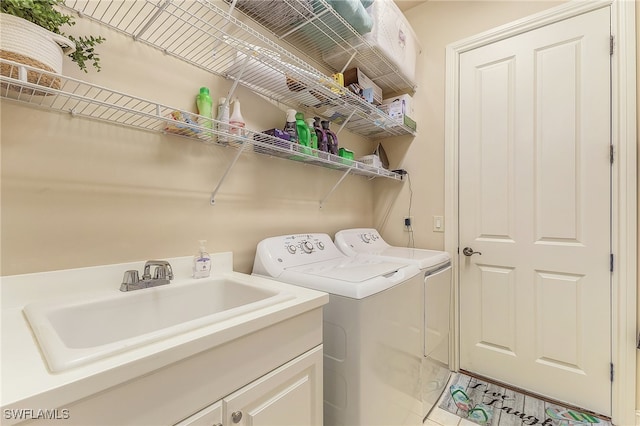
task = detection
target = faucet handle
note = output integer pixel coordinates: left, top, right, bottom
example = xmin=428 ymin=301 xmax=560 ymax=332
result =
xmin=143 ymin=260 xmax=174 ymax=281
xmin=153 ymin=265 xmax=171 ymax=280
xmin=121 ymin=270 xmax=139 ymax=291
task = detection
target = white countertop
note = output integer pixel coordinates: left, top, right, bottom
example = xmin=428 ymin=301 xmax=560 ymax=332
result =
xmin=0 ymin=252 xmax=328 ymax=415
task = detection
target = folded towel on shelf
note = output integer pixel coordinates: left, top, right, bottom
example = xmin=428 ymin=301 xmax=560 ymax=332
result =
xmin=228 ymin=0 xmax=314 ymax=34
xmin=326 ymin=0 xmax=373 ymax=35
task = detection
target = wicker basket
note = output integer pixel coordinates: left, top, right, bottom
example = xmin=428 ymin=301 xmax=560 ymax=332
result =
xmin=0 ymin=13 xmax=75 ymax=94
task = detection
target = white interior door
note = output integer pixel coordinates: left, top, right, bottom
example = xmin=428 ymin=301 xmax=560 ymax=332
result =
xmin=458 ymin=6 xmax=612 ymax=415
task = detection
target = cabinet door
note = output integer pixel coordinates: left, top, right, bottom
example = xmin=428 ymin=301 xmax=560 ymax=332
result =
xmin=224 ymin=345 xmax=322 ymax=426
xmin=174 ymin=401 xmax=222 ymax=426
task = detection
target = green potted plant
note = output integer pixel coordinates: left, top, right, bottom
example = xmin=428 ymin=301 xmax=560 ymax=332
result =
xmin=0 ymin=0 xmax=105 ymax=75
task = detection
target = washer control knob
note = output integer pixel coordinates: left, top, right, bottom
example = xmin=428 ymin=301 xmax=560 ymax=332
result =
xmin=316 ymin=241 xmax=325 ymax=250
xmin=287 ymin=245 xmax=297 ymax=254
xmin=361 ymin=234 xmax=371 ymax=243
xmin=302 ymin=241 xmax=314 ymax=253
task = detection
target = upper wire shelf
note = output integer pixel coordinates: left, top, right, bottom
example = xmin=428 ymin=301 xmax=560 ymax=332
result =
xmin=222 ymin=0 xmax=416 ymax=95
xmin=63 ymin=0 xmax=416 ymax=139
xmin=0 ymin=59 xmax=402 ymax=185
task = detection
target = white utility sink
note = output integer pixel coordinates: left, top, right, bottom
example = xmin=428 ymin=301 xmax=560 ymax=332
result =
xmin=23 ymin=277 xmax=294 ymax=372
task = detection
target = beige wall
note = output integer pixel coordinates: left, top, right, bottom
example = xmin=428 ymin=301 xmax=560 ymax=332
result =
xmin=0 ymin=17 xmax=379 ymax=275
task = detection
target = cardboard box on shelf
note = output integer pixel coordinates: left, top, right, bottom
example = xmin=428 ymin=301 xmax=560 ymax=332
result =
xmin=382 ymin=94 xmax=413 ymax=117
xmin=378 ymin=103 xmax=417 ymax=132
xmin=343 ymin=67 xmax=382 ymax=105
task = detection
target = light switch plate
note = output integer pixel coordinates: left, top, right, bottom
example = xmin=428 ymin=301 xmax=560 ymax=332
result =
xmin=433 ymin=216 xmax=444 ymax=232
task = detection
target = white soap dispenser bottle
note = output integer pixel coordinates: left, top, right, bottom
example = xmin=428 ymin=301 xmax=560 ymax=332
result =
xmin=193 ymin=240 xmax=211 ymax=279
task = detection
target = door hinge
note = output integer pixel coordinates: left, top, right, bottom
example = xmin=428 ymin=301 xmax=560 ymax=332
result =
xmin=610 ymin=253 xmax=614 ymax=272
xmin=610 ymin=145 xmax=614 ymax=164
xmin=610 ymin=363 xmax=614 ymax=382
xmin=610 ymin=35 xmax=614 ymax=55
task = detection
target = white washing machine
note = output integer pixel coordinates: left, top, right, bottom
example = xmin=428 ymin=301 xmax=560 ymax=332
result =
xmin=334 ymin=228 xmax=452 ymax=418
xmin=253 ymin=233 xmax=425 ymax=426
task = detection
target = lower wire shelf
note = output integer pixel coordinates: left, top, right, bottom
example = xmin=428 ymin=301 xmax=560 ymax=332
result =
xmin=0 ymin=59 xmax=403 ymax=204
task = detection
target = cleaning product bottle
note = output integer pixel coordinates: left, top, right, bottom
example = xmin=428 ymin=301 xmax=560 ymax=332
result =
xmin=229 ymin=98 xmax=246 ymax=139
xmin=314 ymin=116 xmax=328 ymax=152
xmin=321 ymin=120 xmax=339 ymax=154
xmin=193 ymin=240 xmax=211 ymax=279
xmin=215 ymin=97 xmax=230 ymax=144
xmin=196 ymin=87 xmax=213 ymax=137
xmin=295 ymin=112 xmax=311 ymax=155
xmin=283 ymin=109 xmax=298 ymax=143
xmin=306 ymin=118 xmax=318 ymax=154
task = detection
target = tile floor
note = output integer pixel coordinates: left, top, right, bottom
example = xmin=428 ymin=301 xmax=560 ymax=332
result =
xmin=424 ymin=405 xmax=471 ymax=426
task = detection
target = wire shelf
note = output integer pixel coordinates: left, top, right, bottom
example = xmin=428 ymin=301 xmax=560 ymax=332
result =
xmin=63 ymin=0 xmax=416 ymax=140
xmin=0 ymin=59 xmax=403 ymax=184
xmin=224 ymin=0 xmax=416 ymax=95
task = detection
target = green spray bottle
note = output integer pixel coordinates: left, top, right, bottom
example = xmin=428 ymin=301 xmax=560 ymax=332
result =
xmin=195 ymin=87 xmax=213 ymax=138
xmin=295 ymin=112 xmax=311 ymax=155
xmin=305 ymin=118 xmax=318 ymax=156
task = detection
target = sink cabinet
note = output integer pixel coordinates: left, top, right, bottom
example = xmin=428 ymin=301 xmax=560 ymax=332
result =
xmin=176 ymin=345 xmax=322 ymax=426
xmin=175 ymin=402 xmax=222 ymax=426
xmin=15 ymin=307 xmax=324 ymax=426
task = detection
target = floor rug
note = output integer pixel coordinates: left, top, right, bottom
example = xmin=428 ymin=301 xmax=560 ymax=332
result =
xmin=438 ymin=373 xmax=612 ymax=426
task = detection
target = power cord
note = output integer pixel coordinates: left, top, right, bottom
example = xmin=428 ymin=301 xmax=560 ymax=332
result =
xmin=405 ymin=173 xmax=414 ymax=248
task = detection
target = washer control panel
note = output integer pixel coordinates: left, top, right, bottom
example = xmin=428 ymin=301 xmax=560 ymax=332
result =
xmin=334 ymin=228 xmax=391 ymax=257
xmin=359 ymin=231 xmax=381 ymax=244
xmin=283 ymin=234 xmax=328 ymax=256
xmin=254 ymin=233 xmax=345 ymax=275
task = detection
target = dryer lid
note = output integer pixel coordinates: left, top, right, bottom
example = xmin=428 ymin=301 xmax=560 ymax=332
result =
xmin=285 ymin=257 xmax=407 ymax=283
xmin=363 ymin=247 xmax=450 ymax=270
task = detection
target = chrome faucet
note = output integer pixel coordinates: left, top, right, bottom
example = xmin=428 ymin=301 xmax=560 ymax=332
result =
xmin=120 ymin=260 xmax=174 ymax=292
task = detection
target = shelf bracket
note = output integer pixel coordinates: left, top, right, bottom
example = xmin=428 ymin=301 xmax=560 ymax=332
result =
xmin=339 ymin=50 xmax=359 ymax=74
xmin=134 ymin=0 xmax=171 ymax=41
xmin=336 ymin=109 xmax=356 ymax=135
xmin=319 ymin=168 xmax=351 ymax=209
xmin=225 ymin=49 xmax=253 ymax=101
xmin=211 ymin=0 xmax=239 ymax=54
xmin=278 ymin=9 xmax=330 ymax=40
xmin=210 ymin=141 xmax=249 ymax=205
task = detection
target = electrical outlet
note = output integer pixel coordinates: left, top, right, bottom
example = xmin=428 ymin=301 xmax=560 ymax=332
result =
xmin=403 ymin=216 xmax=413 ymax=231
xmin=433 ymin=215 xmax=444 ymax=232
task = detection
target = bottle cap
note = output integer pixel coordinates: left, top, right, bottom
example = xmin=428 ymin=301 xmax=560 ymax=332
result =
xmin=199 ymin=87 xmax=210 ymax=95
xmin=286 ymin=109 xmax=297 ymax=122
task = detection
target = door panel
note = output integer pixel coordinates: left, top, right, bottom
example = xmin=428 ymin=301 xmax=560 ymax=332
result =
xmin=459 ymin=7 xmax=611 ymax=415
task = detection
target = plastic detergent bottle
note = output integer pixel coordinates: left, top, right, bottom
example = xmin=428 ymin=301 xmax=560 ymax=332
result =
xmin=229 ymin=98 xmax=246 ymax=138
xmin=321 ymin=120 xmax=339 ymax=155
xmin=314 ymin=116 xmax=328 ymax=152
xmin=216 ymin=97 xmax=230 ymax=144
xmin=295 ymin=112 xmax=311 ymax=154
xmin=193 ymin=240 xmax=211 ymax=279
xmin=283 ymin=109 xmax=298 ymax=143
xmin=305 ymin=118 xmax=318 ymax=152
xmin=196 ymin=87 xmax=213 ymax=136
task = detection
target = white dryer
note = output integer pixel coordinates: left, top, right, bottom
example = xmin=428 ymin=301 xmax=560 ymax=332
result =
xmin=334 ymin=228 xmax=452 ymax=418
xmin=253 ymin=233 xmax=425 ymax=426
